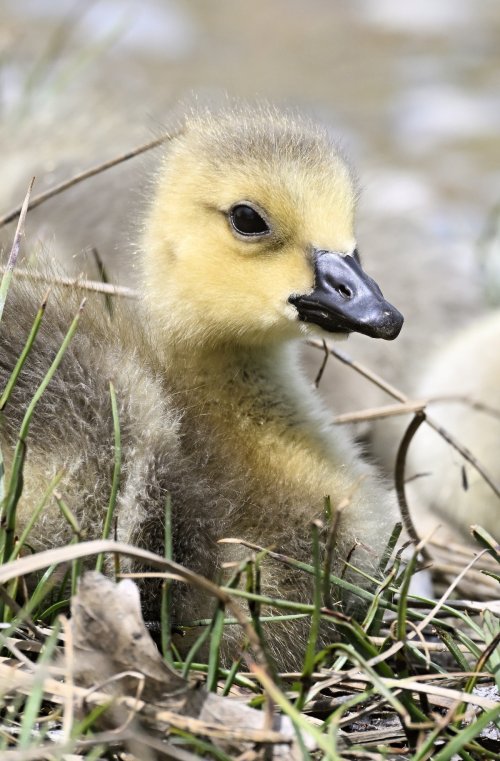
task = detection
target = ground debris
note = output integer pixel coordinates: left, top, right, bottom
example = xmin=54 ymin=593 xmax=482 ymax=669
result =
xmin=68 ymin=571 xmax=311 ymax=759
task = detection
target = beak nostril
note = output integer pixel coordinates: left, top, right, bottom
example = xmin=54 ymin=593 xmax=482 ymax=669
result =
xmin=336 ymin=284 xmax=353 ymax=300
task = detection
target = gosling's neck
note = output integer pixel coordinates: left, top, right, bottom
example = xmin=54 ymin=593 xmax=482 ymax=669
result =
xmin=164 ymin=336 xmax=307 ymax=413
xmin=162 ymin=332 xmax=342 ymax=469
xmin=163 ymin=335 xmax=365 ymax=547
xmin=141 ymin=282 xmax=339 ymax=456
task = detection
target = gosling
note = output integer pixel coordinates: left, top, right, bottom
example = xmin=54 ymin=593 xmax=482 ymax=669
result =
xmin=407 ymin=311 xmax=500 ymax=546
xmin=0 ymin=105 xmax=403 ymax=668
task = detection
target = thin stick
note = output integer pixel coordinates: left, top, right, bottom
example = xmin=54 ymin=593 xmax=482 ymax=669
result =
xmin=91 ymin=247 xmax=114 ymax=315
xmin=313 ymin=339 xmax=329 ymax=387
xmin=334 ymin=395 xmax=500 ymax=424
xmin=334 ymin=400 xmax=426 ymax=424
xmin=0 ymin=179 xmax=35 ymax=321
xmin=309 ymin=339 xmax=500 ymax=501
xmin=0 ymin=133 xmax=176 ymax=229
xmin=425 ymin=414 xmax=500 ymax=499
xmin=0 ymin=267 xmax=139 ymax=299
xmin=429 ymin=394 xmax=500 ymax=420
xmin=307 ymin=339 xmax=406 ymax=402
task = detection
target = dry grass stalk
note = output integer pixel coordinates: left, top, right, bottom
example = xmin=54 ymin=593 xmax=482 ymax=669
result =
xmin=0 ymin=267 xmax=139 ymax=299
xmin=0 ymin=134 xmax=177 ymax=229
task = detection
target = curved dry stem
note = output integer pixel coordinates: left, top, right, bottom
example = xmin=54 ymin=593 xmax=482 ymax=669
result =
xmin=394 ymin=412 xmax=429 ymax=557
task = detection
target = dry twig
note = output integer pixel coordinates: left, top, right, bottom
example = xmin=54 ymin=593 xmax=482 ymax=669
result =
xmin=0 ymin=134 xmax=176 ymax=229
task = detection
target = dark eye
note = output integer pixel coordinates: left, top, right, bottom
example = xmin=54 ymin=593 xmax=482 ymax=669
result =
xmin=230 ymin=204 xmax=270 ymax=236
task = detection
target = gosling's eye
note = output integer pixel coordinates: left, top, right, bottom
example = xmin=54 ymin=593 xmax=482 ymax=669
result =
xmin=229 ymin=204 xmax=270 ymax=236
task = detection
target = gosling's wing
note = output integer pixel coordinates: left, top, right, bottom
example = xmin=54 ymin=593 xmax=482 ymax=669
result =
xmin=0 ymin=273 xmax=181 ymax=548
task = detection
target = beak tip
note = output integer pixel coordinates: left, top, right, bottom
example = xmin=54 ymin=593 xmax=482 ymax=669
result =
xmin=382 ymin=311 xmax=404 ymax=340
xmin=374 ymin=306 xmax=404 ymax=340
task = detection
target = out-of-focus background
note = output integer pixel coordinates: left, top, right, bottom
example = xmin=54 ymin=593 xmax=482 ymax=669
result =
xmin=1 ymin=0 xmax=499 ymax=468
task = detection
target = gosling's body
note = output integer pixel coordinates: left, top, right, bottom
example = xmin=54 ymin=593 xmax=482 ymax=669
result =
xmin=407 ymin=311 xmax=500 ymax=544
xmin=0 ymin=106 xmax=402 ymax=667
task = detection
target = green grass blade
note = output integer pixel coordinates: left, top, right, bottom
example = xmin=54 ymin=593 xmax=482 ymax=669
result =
xmin=10 ymin=469 xmax=65 ymax=560
xmin=295 ymin=521 xmax=322 ymax=710
xmin=18 ymin=620 xmax=60 ymax=748
xmin=471 ymin=525 xmax=500 ymax=562
xmin=161 ymin=492 xmax=173 ymax=663
xmin=1 ymin=299 xmax=85 ymax=564
xmin=396 ymin=547 xmax=419 ymax=642
xmin=221 ymin=651 xmax=244 ymax=696
xmin=181 ymin=623 xmax=213 ymax=679
xmin=0 ymin=291 xmax=49 ymax=411
xmin=206 ymin=601 xmax=226 ymax=692
xmin=433 ymin=705 xmax=500 ymax=761
xmin=95 ymin=381 xmax=121 ymax=573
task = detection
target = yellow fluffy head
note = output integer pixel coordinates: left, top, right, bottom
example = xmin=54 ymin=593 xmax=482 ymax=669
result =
xmin=142 ymin=105 xmax=358 ymax=348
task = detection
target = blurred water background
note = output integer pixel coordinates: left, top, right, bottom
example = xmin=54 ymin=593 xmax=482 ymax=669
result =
xmin=1 ymin=0 xmax=499 ymax=466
